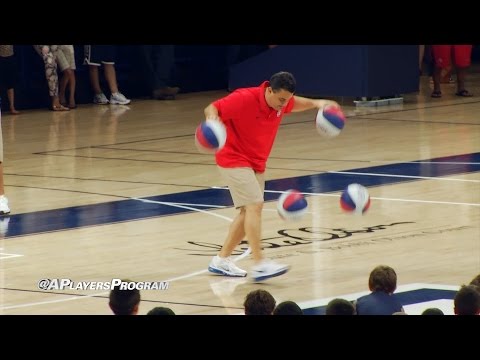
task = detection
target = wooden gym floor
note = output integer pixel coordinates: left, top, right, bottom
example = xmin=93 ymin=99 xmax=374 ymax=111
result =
xmin=1 ymin=70 xmax=479 ymax=315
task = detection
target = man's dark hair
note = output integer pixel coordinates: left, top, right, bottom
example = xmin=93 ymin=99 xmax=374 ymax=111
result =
xmin=368 ymin=265 xmax=398 ymax=294
xmin=244 ymin=289 xmax=276 ymax=315
xmin=109 ymin=279 xmax=141 ymax=315
xmin=146 ymin=307 xmax=175 ymax=315
xmin=273 ymin=301 xmax=303 ymax=315
xmin=421 ymin=308 xmax=444 ymax=315
xmin=454 ymin=285 xmax=480 ymax=315
xmin=469 ymin=274 xmax=480 ymax=288
xmin=269 ymin=71 xmax=296 ymax=93
xmin=325 ymin=298 xmax=356 ymax=315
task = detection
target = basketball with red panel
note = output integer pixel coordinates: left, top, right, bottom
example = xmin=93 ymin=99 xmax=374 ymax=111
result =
xmin=340 ymin=183 xmax=371 ymax=215
xmin=277 ymin=189 xmax=308 ymax=221
xmin=316 ymin=104 xmax=346 ymax=137
xmin=195 ymin=119 xmax=227 ymax=153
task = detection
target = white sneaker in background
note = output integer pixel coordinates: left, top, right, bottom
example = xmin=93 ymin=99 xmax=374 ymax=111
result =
xmin=93 ymin=93 xmax=109 ymax=105
xmin=110 ymin=92 xmax=131 ymax=105
xmin=208 ymin=255 xmax=247 ymax=277
xmin=0 ymin=195 xmax=10 ymax=215
xmin=251 ymin=259 xmax=290 ymax=282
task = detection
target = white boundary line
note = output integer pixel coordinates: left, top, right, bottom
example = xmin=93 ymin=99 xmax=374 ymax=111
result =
xmin=328 ymin=170 xmax=480 ymax=183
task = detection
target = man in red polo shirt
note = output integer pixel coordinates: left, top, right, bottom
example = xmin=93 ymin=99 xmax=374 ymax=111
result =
xmin=204 ymin=71 xmax=341 ymax=282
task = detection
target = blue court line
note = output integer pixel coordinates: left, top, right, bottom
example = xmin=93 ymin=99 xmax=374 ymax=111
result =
xmin=4 ymin=152 xmax=480 ymax=238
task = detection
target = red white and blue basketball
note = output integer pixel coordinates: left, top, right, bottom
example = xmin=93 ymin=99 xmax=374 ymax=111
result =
xmin=316 ymin=105 xmax=346 ymax=137
xmin=340 ymin=183 xmax=371 ymax=215
xmin=277 ymin=189 xmax=308 ymax=220
xmin=195 ymin=119 xmax=227 ymax=153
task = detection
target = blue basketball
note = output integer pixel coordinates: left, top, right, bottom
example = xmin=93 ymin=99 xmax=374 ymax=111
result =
xmin=195 ymin=119 xmax=227 ymax=153
xmin=340 ymin=183 xmax=371 ymax=215
xmin=277 ymin=189 xmax=308 ymax=220
xmin=316 ymin=105 xmax=346 ymax=137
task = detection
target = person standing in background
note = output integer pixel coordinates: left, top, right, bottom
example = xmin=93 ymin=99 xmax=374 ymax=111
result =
xmin=0 ymin=45 xmax=20 ymax=114
xmin=84 ymin=45 xmax=131 ymax=105
xmin=57 ymin=45 xmax=77 ymax=109
xmin=33 ymin=45 xmax=70 ymax=111
xmin=431 ymin=45 xmax=473 ymax=98
xmin=138 ymin=45 xmax=180 ymax=100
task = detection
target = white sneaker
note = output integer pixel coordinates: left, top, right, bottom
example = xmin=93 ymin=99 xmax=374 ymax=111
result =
xmin=0 ymin=195 xmax=10 ymax=215
xmin=208 ymin=255 xmax=247 ymax=277
xmin=93 ymin=93 xmax=109 ymax=105
xmin=110 ymin=92 xmax=131 ymax=105
xmin=251 ymin=259 xmax=290 ymax=282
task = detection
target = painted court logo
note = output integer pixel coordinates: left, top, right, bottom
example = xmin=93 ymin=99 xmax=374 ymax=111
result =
xmin=37 ymin=278 xmax=169 ymax=291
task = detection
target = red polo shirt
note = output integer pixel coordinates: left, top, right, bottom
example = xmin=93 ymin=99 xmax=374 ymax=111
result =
xmin=213 ymin=81 xmax=295 ymax=173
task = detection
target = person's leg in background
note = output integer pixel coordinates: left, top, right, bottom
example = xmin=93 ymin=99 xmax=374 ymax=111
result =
xmin=94 ymin=46 xmax=130 ymax=105
xmin=0 ymin=50 xmax=20 ymax=114
xmin=431 ymin=45 xmax=452 ymax=98
xmin=103 ymin=62 xmax=131 ymax=105
xmin=6 ymin=88 xmax=19 ymax=114
xmin=453 ymin=45 xmax=473 ymax=96
xmin=151 ymin=45 xmax=179 ymax=99
xmin=57 ymin=45 xmax=77 ymax=109
xmin=0 ymin=106 xmax=10 ymax=215
xmin=88 ymin=64 xmax=108 ymax=104
xmin=85 ymin=45 xmax=107 ymax=104
xmin=34 ymin=45 xmax=69 ymax=111
xmin=441 ymin=46 xmax=454 ymax=83
xmin=103 ymin=63 xmax=119 ymax=95
xmin=138 ymin=45 xmax=179 ymax=100
xmin=419 ymin=45 xmax=425 ymax=74
xmin=137 ymin=45 xmax=155 ymax=94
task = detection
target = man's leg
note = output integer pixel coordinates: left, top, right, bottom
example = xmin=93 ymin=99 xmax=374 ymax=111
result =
xmin=218 ymin=202 xmax=263 ymax=262
xmin=89 ymin=65 xmax=102 ymax=95
xmin=208 ymin=167 xmax=263 ymax=277
xmin=454 ymin=45 xmax=473 ymax=96
xmin=219 ymin=208 xmax=246 ymax=258
xmin=104 ymin=63 xmax=119 ymax=94
xmin=244 ymin=202 xmax=263 ymax=263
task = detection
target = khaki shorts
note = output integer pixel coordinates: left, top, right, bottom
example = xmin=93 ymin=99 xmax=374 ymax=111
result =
xmin=218 ymin=166 xmax=265 ymax=208
xmin=56 ymin=45 xmax=76 ymax=72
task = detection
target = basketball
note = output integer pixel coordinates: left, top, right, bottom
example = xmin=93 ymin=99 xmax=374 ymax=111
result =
xmin=195 ymin=119 xmax=227 ymax=153
xmin=315 ymin=104 xmax=346 ymax=137
xmin=340 ymin=183 xmax=371 ymax=215
xmin=277 ymin=189 xmax=308 ymax=220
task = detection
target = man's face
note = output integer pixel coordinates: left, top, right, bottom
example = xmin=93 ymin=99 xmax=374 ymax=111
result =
xmin=265 ymin=87 xmax=294 ymax=111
